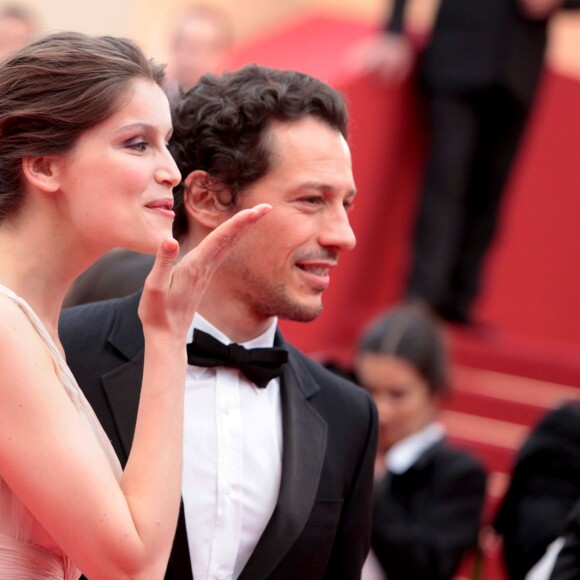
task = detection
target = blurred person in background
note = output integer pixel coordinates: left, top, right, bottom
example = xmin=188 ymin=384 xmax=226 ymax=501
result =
xmin=494 ymin=401 xmax=580 ymax=579
xmin=165 ymin=3 xmax=234 ymax=99
xmin=352 ymin=0 xmax=580 ymax=325
xmin=352 ymin=304 xmax=487 ymax=579
xmin=0 ymin=3 xmax=36 ymax=60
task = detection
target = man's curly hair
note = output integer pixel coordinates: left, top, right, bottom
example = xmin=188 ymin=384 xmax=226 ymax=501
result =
xmin=169 ymin=64 xmax=348 ymax=239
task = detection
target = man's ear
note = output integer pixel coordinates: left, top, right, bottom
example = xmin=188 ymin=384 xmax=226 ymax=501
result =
xmin=182 ymin=170 xmax=232 ymax=228
xmin=21 ymin=156 xmax=61 ymax=193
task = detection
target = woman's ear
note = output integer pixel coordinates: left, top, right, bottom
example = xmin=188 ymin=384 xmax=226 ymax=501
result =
xmin=182 ymin=170 xmax=232 ymax=229
xmin=21 ymin=156 xmax=61 ymax=193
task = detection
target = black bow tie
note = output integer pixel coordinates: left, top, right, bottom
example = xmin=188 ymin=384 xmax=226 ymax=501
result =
xmin=186 ymin=329 xmax=288 ymax=389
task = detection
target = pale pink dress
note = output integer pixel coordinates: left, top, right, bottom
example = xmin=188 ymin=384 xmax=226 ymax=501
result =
xmin=0 ymin=283 xmax=123 ymax=579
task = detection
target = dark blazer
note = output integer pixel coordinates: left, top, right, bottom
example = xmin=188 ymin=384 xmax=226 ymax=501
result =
xmin=387 ymin=0 xmax=580 ymax=104
xmin=494 ymin=402 xmax=580 ymax=580
xmin=59 ymin=291 xmax=378 ymax=580
xmin=63 ymin=249 xmax=153 ymax=307
xmin=371 ymin=440 xmax=487 ymax=580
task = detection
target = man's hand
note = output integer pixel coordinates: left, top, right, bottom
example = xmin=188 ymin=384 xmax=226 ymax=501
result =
xmin=517 ymin=0 xmax=563 ymax=19
xmin=347 ymin=33 xmax=414 ymax=83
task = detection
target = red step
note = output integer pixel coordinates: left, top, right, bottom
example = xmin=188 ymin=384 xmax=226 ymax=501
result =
xmin=446 ymin=365 xmax=580 ymax=426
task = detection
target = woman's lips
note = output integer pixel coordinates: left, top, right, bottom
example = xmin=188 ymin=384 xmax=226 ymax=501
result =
xmin=145 ymin=198 xmax=175 ymax=219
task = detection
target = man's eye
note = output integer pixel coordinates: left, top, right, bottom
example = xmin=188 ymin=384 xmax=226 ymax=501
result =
xmin=301 ymin=196 xmax=323 ymax=204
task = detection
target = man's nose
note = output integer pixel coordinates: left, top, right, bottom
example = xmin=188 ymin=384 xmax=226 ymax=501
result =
xmin=319 ymin=206 xmax=356 ymax=252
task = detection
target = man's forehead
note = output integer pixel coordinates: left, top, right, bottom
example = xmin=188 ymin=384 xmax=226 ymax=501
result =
xmin=266 ymin=118 xmax=350 ymax=163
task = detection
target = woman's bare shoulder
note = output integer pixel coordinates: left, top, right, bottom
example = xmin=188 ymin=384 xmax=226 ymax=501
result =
xmin=0 ymin=294 xmax=50 ymax=359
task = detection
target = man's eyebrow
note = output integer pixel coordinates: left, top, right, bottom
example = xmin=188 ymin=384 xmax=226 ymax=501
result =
xmin=295 ymin=181 xmax=357 ymax=197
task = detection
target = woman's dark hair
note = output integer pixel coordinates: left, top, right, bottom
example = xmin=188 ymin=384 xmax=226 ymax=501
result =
xmin=358 ymin=304 xmax=449 ymax=395
xmin=169 ymin=63 xmax=348 ymax=239
xmin=0 ymin=31 xmax=166 ymax=222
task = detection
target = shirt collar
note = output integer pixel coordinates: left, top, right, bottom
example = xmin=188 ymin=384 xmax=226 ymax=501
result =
xmin=187 ymin=313 xmax=278 ymax=351
xmin=386 ymin=422 xmax=445 ymax=475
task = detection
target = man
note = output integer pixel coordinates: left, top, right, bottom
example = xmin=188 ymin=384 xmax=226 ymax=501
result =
xmin=60 ymin=65 xmax=378 ymax=580
xmin=354 ymin=0 xmax=580 ymax=324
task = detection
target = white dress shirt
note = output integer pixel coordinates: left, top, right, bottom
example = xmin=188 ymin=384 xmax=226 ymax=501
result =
xmin=525 ymin=537 xmax=566 ymax=580
xmin=386 ymin=422 xmax=445 ymax=475
xmin=182 ymin=314 xmax=283 ymax=580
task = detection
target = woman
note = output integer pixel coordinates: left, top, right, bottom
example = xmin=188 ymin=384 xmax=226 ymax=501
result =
xmin=0 ymin=32 xmax=269 ymax=579
xmin=355 ymin=304 xmax=487 ymax=580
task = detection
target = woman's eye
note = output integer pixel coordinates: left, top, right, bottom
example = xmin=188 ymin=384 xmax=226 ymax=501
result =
xmin=126 ymin=140 xmax=149 ymax=152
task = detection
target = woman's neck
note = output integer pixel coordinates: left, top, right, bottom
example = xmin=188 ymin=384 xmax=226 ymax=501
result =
xmin=0 ymin=214 xmax=105 ymax=338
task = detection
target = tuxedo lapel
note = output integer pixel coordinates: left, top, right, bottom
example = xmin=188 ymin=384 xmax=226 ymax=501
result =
xmin=102 ymin=350 xmax=144 ymax=459
xmin=238 ymin=349 xmax=328 ymax=580
xmin=100 ymin=293 xmax=193 ymax=580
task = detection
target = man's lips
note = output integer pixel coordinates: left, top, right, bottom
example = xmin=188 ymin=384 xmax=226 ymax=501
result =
xmin=296 ymin=261 xmax=337 ymax=289
xmin=296 ymin=260 xmax=337 ymax=274
xmin=297 ymin=264 xmax=332 ymax=276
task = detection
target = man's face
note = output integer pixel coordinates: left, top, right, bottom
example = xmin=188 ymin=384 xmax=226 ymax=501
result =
xmin=217 ymin=116 xmax=356 ymax=324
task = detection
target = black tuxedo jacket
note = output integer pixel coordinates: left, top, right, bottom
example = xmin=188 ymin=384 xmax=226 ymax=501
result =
xmin=387 ymin=0 xmax=580 ymax=104
xmin=59 ymin=292 xmax=378 ymax=580
xmin=494 ymin=402 xmax=580 ymax=580
xmin=371 ymin=440 xmax=487 ymax=580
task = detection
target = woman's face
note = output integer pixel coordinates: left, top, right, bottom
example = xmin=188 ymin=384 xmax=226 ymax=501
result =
xmin=357 ymin=353 xmax=438 ymax=454
xmin=54 ymin=79 xmax=181 ymax=256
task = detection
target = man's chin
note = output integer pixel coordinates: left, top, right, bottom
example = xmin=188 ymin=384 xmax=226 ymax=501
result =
xmin=278 ymin=300 xmax=323 ymax=323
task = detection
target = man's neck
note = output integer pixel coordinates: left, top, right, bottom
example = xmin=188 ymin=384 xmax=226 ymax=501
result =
xmin=196 ymin=299 xmax=275 ymax=344
xmin=179 ymin=233 xmax=275 ymax=342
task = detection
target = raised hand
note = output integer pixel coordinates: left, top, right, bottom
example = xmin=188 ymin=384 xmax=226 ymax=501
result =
xmin=138 ymin=203 xmax=272 ymax=343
